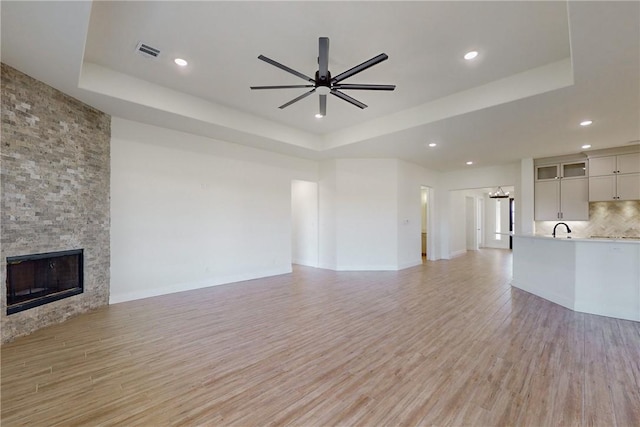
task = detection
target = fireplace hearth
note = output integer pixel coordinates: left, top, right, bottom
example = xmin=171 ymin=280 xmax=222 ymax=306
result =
xmin=6 ymin=249 xmax=84 ymax=315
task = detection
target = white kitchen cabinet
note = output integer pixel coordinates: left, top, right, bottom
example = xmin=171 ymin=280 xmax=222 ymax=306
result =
xmin=617 ymin=153 xmax=640 ymax=174
xmin=561 ymin=178 xmax=589 ymax=219
xmin=590 ymin=152 xmax=640 ymax=176
xmin=589 ymin=156 xmax=617 ymax=177
xmin=535 ymin=181 xmax=559 ymax=220
xmin=535 ymin=164 xmax=560 ymax=181
xmin=591 ymin=173 xmax=640 ymax=201
xmin=535 ymin=161 xmax=587 ymax=181
xmin=589 ymin=175 xmax=617 ymax=201
xmin=535 ymin=177 xmax=588 ymax=220
xmin=534 ymin=159 xmax=588 ymax=220
xmin=618 ymin=173 xmax=640 ymax=200
xmin=588 ymin=152 xmax=640 ymax=201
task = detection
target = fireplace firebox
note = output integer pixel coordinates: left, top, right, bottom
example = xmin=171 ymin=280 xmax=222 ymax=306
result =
xmin=6 ymin=249 xmax=83 ymax=315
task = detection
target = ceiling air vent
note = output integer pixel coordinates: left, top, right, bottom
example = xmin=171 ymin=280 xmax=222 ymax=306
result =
xmin=135 ymin=42 xmax=160 ymax=59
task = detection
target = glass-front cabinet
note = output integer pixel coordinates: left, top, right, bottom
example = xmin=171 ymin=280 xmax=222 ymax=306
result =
xmin=562 ymin=161 xmax=588 ymax=179
xmin=536 ymin=164 xmax=559 ymax=181
xmin=535 ymin=161 xmax=587 ymax=181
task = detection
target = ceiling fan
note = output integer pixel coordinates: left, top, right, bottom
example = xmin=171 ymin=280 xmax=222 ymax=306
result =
xmin=250 ymin=37 xmax=395 ymax=117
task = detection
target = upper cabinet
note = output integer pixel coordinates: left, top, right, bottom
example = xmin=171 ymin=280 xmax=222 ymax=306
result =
xmin=534 ymin=157 xmax=588 ymax=220
xmin=534 ymin=148 xmax=639 ymax=220
xmin=588 ymin=152 xmax=640 ymax=201
xmin=535 ymin=161 xmax=587 ymax=181
xmin=590 ymin=153 xmax=640 ymax=176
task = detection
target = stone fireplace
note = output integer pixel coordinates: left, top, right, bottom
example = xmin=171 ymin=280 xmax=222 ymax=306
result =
xmin=1 ymin=63 xmax=110 ymax=343
xmin=6 ymin=249 xmax=84 ymax=315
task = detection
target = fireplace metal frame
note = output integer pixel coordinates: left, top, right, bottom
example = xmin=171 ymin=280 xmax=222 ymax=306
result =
xmin=6 ymin=249 xmax=84 ymax=315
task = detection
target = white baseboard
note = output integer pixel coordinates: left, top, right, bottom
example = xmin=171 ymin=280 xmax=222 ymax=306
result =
xmin=336 ymin=264 xmax=398 ymax=271
xmin=449 ymin=249 xmax=467 ymax=258
xmin=511 ymin=281 xmax=574 ymax=311
xmin=292 ymin=258 xmax=318 ymax=268
xmin=397 ymin=259 xmax=423 ymax=270
xmin=109 ymin=266 xmax=292 ymax=304
xmin=574 ymin=301 xmax=640 ymax=322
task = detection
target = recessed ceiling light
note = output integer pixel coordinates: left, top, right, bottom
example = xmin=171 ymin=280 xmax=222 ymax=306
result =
xmin=466 ymin=161 xmax=473 ymax=165
xmin=581 ymin=144 xmax=592 ymax=149
xmin=464 ymin=51 xmax=478 ymax=60
xmin=428 ymin=142 xmax=437 ymax=147
xmin=580 ymin=120 xmax=593 ymax=126
xmin=174 ymin=58 xmax=188 ymax=67
xmin=315 ymin=113 xmax=323 ymax=119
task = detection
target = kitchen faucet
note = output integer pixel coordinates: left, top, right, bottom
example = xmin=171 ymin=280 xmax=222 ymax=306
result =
xmin=552 ymin=222 xmax=572 ymax=238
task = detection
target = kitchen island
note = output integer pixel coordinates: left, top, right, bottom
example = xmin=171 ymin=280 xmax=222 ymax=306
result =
xmin=512 ymin=235 xmax=640 ymax=321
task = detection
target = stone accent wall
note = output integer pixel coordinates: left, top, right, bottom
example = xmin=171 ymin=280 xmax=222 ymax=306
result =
xmin=1 ymin=63 xmax=110 ymax=343
xmin=535 ymin=200 xmax=640 ymax=238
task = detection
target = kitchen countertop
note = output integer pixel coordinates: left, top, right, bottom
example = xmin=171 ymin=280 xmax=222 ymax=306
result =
xmin=515 ymin=234 xmax=640 ymax=244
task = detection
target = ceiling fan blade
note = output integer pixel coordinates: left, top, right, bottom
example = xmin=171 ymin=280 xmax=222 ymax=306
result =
xmin=318 ymin=37 xmax=329 ymax=81
xmin=330 ymin=90 xmax=367 ymax=109
xmin=251 ymin=85 xmax=315 ymax=90
xmin=279 ymin=88 xmax=316 ymax=109
xmin=332 ymin=84 xmax=396 ymax=91
xmin=331 ymin=53 xmax=389 ymax=84
xmin=258 ymin=55 xmax=315 ymax=83
xmin=319 ymin=94 xmax=327 ymax=116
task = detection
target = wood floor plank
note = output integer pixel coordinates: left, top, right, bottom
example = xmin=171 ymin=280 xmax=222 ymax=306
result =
xmin=2 ymin=249 xmax=639 ymax=426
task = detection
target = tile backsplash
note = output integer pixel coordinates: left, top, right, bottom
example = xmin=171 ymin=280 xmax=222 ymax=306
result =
xmin=535 ymin=200 xmax=640 ymax=238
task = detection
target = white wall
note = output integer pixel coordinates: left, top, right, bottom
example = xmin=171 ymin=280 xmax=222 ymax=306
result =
xmin=519 ymin=158 xmax=535 ymax=234
xmin=335 ymin=159 xmax=399 ymax=270
xmin=449 ymin=191 xmax=468 ymax=256
xmin=441 ymin=163 xmax=519 ymax=191
xmin=291 ymin=180 xmax=318 ymax=267
xmin=318 ymin=160 xmax=337 ymax=270
xmin=110 ymin=118 xmax=317 ymax=303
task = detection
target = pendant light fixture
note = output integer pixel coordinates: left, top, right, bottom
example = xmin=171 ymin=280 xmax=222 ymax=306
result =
xmin=489 ymin=186 xmax=510 ymax=199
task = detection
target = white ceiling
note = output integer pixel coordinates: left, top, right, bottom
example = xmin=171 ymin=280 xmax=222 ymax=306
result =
xmin=2 ymin=1 xmax=639 ymax=171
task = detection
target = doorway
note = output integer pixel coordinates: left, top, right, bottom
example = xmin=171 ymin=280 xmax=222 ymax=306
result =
xmin=291 ymin=180 xmax=319 ymax=267
xmin=420 ymin=186 xmax=432 ymax=261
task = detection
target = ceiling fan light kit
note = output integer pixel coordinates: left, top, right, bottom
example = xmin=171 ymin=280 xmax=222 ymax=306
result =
xmin=251 ymin=37 xmax=396 ymax=117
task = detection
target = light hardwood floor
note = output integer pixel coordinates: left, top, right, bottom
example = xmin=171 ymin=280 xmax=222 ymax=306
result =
xmin=2 ymin=249 xmax=639 ymax=426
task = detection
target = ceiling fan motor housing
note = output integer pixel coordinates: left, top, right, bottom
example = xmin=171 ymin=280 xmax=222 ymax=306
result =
xmin=315 ymin=70 xmax=331 ymax=95
xmin=315 ymin=70 xmax=331 ymax=86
